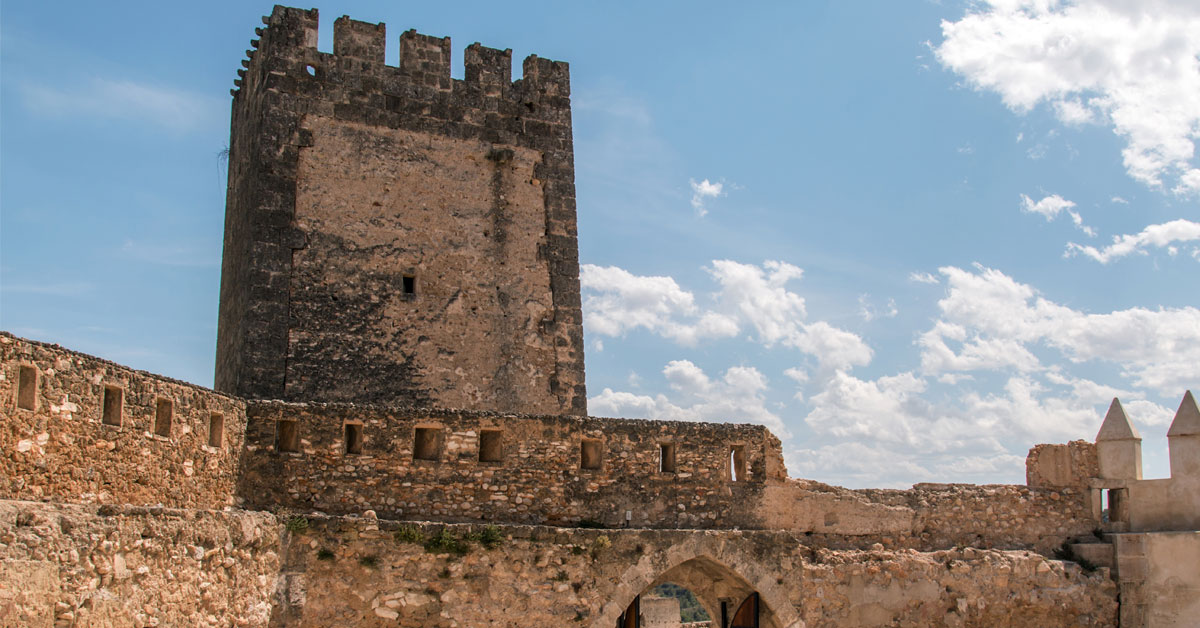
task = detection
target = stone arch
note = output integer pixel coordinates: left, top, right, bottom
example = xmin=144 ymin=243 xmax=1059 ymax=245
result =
xmin=592 ymin=535 xmax=804 ymax=628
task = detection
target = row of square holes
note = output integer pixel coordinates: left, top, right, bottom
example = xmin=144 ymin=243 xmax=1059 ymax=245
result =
xmin=14 ymin=365 xmax=225 ymax=449
xmin=275 ymin=421 xmax=750 ymax=481
xmin=16 ymin=366 xmax=746 ymax=479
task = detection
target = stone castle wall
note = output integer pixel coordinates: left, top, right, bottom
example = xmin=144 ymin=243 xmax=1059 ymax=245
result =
xmin=237 ymin=401 xmax=785 ymax=529
xmin=215 ymin=6 xmax=587 ymax=415
xmin=267 ymin=515 xmax=1117 ymax=628
xmin=760 ymin=479 xmax=1096 ymax=554
xmin=0 ymin=500 xmax=280 ymax=628
xmin=0 ymin=333 xmax=246 ymax=509
xmin=0 ymin=333 xmax=1100 ymax=553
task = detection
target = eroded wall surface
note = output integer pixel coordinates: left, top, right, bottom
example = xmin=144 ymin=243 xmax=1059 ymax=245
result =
xmin=269 ymin=516 xmax=1118 ymax=628
xmin=238 ymin=402 xmax=784 ymax=529
xmin=216 ymin=7 xmax=586 ymax=415
xmin=0 ymin=501 xmax=280 ymax=628
xmin=763 ymin=480 xmax=1096 ymax=553
xmin=0 ymin=334 xmax=246 ymax=509
xmin=1113 ymin=531 xmax=1200 ymax=628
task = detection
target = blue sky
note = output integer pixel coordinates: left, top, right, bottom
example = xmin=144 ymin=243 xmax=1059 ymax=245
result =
xmin=2 ymin=1 xmax=1197 ymax=487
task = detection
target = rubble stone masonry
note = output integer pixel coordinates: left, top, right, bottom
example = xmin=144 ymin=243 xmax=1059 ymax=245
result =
xmin=215 ymin=6 xmax=586 ymax=415
xmin=0 ymin=333 xmax=245 ymax=509
xmin=267 ymin=516 xmax=1117 ymax=628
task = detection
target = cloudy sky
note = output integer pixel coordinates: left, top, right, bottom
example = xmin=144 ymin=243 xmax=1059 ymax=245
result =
xmin=2 ymin=1 xmax=1197 ymax=488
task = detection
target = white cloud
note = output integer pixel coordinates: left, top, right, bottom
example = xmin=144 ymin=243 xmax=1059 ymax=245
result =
xmin=579 ymin=264 xmax=738 ymax=346
xmin=858 ymin=295 xmax=899 ymax=322
xmin=589 ymin=360 xmax=788 ymax=436
xmin=1020 ymin=193 xmax=1094 ymax=235
xmin=1111 ymin=196 xmax=1129 ymax=204
xmin=22 ymin=78 xmax=220 ymax=133
xmin=689 ymin=178 xmax=724 ymax=216
xmin=797 ymin=366 xmax=1173 ymax=486
xmin=1066 ymin=219 xmax=1200 ymax=263
xmin=924 ymin=264 xmax=1200 ymax=394
xmin=709 ymin=260 xmax=873 ymax=368
xmin=582 ymin=261 xmax=872 ymax=369
xmin=908 ymin=271 xmax=940 ymax=284
xmin=936 ymin=0 xmax=1200 ymax=194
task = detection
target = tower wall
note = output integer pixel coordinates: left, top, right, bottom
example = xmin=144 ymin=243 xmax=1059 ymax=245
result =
xmin=215 ymin=6 xmax=586 ymax=415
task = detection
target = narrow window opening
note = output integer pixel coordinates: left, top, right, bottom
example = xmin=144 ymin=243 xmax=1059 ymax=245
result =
xmin=277 ymin=420 xmax=300 ymax=453
xmin=101 ymin=386 xmax=123 ymax=426
xmin=729 ymin=445 xmax=746 ymax=482
xmin=402 ymin=275 xmax=416 ymax=295
xmin=344 ymin=423 xmax=363 ymax=455
xmin=1107 ymin=488 xmax=1129 ymax=524
xmin=16 ymin=365 xmax=37 ymax=410
xmin=479 ymin=429 xmax=503 ymax=462
xmin=413 ymin=426 xmax=441 ymax=461
xmin=208 ymin=413 xmax=224 ymax=448
xmin=580 ymin=439 xmax=602 ymax=470
xmin=153 ymin=398 xmax=173 ymax=437
xmin=659 ymin=443 xmax=676 ymax=473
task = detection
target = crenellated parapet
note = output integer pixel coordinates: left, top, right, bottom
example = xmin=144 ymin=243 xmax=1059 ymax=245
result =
xmin=1083 ymin=392 xmax=1200 ymax=533
xmin=230 ymin=6 xmax=572 ymax=129
xmin=216 ymin=6 xmax=586 ymax=415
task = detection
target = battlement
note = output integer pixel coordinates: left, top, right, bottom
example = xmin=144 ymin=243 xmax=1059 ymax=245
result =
xmin=232 ymin=6 xmax=570 ymax=106
xmin=237 ymin=402 xmax=786 ymax=529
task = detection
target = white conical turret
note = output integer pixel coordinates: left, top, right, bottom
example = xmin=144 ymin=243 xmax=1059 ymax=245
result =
xmin=1096 ymin=398 xmax=1142 ymax=481
xmin=1167 ymin=391 xmax=1200 ymax=478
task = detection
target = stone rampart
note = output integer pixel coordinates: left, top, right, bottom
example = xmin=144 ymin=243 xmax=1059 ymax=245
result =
xmin=238 ymin=401 xmax=785 ymax=529
xmin=0 ymin=500 xmax=280 ymax=627
xmin=0 ymin=333 xmax=246 ymax=509
xmin=763 ymin=478 xmax=1096 ymax=553
xmin=268 ymin=515 xmax=1117 ymax=628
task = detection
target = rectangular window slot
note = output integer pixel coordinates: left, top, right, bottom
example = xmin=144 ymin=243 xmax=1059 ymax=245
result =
xmin=730 ymin=445 xmax=746 ymax=482
xmin=479 ymin=429 xmax=503 ymax=462
xmin=16 ymin=365 xmax=37 ymax=410
xmin=1107 ymin=488 xmax=1129 ymax=524
xmin=153 ymin=398 xmax=173 ymax=437
xmin=277 ymin=420 xmax=300 ymax=453
xmin=413 ymin=426 xmax=441 ymax=461
xmin=659 ymin=443 xmax=676 ymax=473
xmin=208 ymin=413 xmax=224 ymax=448
xmin=580 ymin=439 xmax=602 ymax=470
xmin=102 ymin=386 xmax=123 ymax=426
xmin=344 ymin=423 xmax=363 ymax=455
xmin=402 ymin=275 xmax=416 ymax=295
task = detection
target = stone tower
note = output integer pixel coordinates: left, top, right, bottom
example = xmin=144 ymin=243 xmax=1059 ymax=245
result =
xmin=215 ymin=6 xmax=586 ymax=415
xmin=1096 ymin=397 xmax=1142 ymax=480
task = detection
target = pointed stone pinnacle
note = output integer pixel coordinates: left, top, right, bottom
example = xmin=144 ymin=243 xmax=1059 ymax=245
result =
xmin=1167 ymin=390 xmax=1200 ymax=437
xmin=1097 ymin=397 xmax=1141 ymax=441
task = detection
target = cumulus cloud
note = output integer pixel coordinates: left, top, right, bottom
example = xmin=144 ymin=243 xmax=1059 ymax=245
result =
xmin=922 ymin=264 xmax=1200 ymax=394
xmin=589 ymin=360 xmax=788 ymax=436
xmin=22 ymin=78 xmax=220 ymax=133
xmin=796 ymin=367 xmax=1174 ymax=486
xmin=582 ymin=261 xmax=872 ymax=369
xmin=579 ymin=264 xmax=738 ymax=345
xmin=689 ymin=178 xmax=724 ymax=216
xmin=1065 ymin=219 xmax=1200 ymax=263
xmin=1020 ymin=193 xmax=1094 ymax=235
xmin=936 ymin=0 xmax=1200 ymax=194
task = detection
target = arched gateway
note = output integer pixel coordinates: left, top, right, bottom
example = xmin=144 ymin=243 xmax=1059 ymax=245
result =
xmin=592 ymin=536 xmax=804 ymax=628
